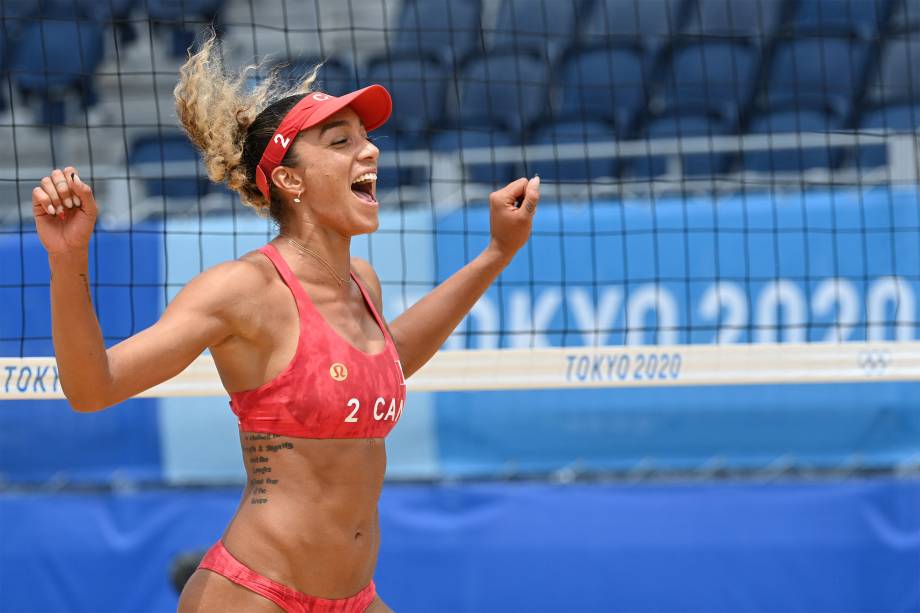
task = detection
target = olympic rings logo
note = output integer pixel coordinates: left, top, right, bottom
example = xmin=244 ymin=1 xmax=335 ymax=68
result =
xmin=857 ymin=349 xmax=891 ymax=375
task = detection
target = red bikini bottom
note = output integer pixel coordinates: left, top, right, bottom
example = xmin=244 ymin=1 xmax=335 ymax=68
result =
xmin=198 ymin=541 xmax=377 ymax=613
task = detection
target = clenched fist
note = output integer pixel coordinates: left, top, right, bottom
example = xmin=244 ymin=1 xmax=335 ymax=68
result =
xmin=31 ymin=166 xmax=98 ymax=255
xmin=487 ymin=175 xmax=540 ymax=259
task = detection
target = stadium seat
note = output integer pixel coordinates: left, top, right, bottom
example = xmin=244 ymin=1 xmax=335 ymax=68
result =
xmin=583 ymin=0 xmax=691 ymax=54
xmin=889 ymin=0 xmax=920 ymax=30
xmin=272 ymin=56 xmax=355 ymax=97
xmin=128 ymin=132 xmax=209 ymax=199
xmin=0 ymin=0 xmax=37 ymax=20
xmin=452 ymin=51 xmax=550 ymax=132
xmin=11 ymin=17 xmax=105 ymax=125
xmin=429 ymin=128 xmax=519 ymax=186
xmin=78 ymin=0 xmax=139 ymax=44
xmin=0 ymin=29 xmax=6 ymax=112
xmin=363 ymin=56 xmax=448 ymax=134
xmin=146 ymin=0 xmax=223 ymax=21
xmin=683 ymin=0 xmax=785 ymax=39
xmin=855 ymin=103 xmax=920 ymax=167
xmin=527 ymin=119 xmax=619 ymax=181
xmin=632 ymin=111 xmax=732 ymax=177
xmin=742 ymin=109 xmax=841 ymax=172
xmin=559 ymin=45 xmax=648 ymax=133
xmin=764 ymin=38 xmax=869 ymax=118
xmin=869 ymin=36 xmax=920 ymax=104
xmin=790 ymin=0 xmax=891 ymax=37
xmin=490 ymin=0 xmax=581 ymax=60
xmin=146 ymin=0 xmax=225 ymax=57
xmin=655 ymin=41 xmax=758 ymax=123
xmin=393 ymin=0 xmax=483 ymax=63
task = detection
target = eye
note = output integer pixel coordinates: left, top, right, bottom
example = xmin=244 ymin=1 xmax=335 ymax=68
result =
xmin=331 ymin=137 xmax=348 ymax=146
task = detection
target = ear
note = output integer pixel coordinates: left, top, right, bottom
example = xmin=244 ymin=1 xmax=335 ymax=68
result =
xmin=270 ymin=165 xmax=304 ymax=199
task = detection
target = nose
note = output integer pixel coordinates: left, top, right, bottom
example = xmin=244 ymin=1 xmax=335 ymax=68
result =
xmin=359 ymin=136 xmax=379 ymax=162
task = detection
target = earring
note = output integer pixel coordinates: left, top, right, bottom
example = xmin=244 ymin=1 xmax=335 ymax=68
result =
xmin=293 ymin=191 xmax=302 ymax=204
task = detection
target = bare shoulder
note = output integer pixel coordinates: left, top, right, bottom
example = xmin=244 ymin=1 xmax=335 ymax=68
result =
xmin=350 ymin=257 xmax=383 ymax=309
xmin=174 ymin=253 xmax=273 ymax=309
xmin=159 ymin=252 xmax=276 ymax=342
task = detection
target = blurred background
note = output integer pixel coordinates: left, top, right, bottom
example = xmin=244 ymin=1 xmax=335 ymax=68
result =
xmin=1 ymin=0 xmax=920 ymax=611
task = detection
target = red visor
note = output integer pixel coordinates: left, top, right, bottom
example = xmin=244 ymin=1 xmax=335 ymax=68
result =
xmin=255 ymin=84 xmax=392 ymax=201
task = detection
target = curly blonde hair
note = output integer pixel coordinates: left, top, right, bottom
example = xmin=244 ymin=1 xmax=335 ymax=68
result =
xmin=174 ymin=30 xmax=320 ymax=221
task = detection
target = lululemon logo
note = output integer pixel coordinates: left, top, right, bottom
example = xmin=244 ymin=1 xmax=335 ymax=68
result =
xmin=312 ymin=93 xmax=331 ymax=102
xmin=330 ymin=363 xmax=348 ymax=381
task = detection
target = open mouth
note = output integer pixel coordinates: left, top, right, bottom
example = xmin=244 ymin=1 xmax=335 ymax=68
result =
xmin=351 ymin=172 xmax=377 ymax=205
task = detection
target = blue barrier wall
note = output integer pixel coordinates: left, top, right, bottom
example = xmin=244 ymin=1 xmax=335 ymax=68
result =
xmin=437 ymin=188 xmax=920 ymax=347
xmin=433 ymin=188 xmax=920 ymax=476
xmin=1 ymin=479 xmax=918 ymax=612
xmin=0 ymin=228 xmax=162 ymax=483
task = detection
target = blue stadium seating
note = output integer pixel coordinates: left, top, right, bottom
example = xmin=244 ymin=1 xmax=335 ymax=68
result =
xmin=856 ymin=103 xmax=920 ymax=167
xmin=368 ymin=126 xmax=427 ymax=190
xmin=683 ymin=0 xmax=786 ymax=39
xmin=75 ymin=0 xmax=140 ymax=45
xmin=129 ymin=133 xmax=209 ymax=199
xmin=393 ymin=0 xmax=483 ymax=64
xmin=75 ymin=0 xmax=138 ymax=24
xmin=452 ymin=51 xmax=550 ymax=132
xmin=584 ymin=0 xmax=691 ymax=54
xmin=527 ymin=119 xmax=619 ymax=181
xmin=860 ymin=102 xmax=920 ymax=129
xmin=743 ymin=109 xmax=841 ymax=172
xmin=363 ymin=56 xmax=448 ymax=133
xmin=146 ymin=0 xmax=224 ymax=21
xmin=870 ymin=36 xmax=920 ymax=103
xmin=633 ymin=111 xmax=732 ymax=177
xmin=655 ymin=41 xmax=758 ymax=123
xmin=559 ymin=45 xmax=648 ymax=133
xmin=491 ymin=0 xmax=581 ymax=60
xmin=0 ymin=0 xmax=39 ymax=57
xmin=274 ymin=56 xmax=355 ymax=97
xmin=889 ymin=0 xmax=920 ymax=30
xmin=430 ymin=128 xmax=519 ymax=185
xmin=764 ymin=37 xmax=869 ymax=118
xmin=791 ymin=0 xmax=891 ymax=37
xmin=11 ymin=17 xmax=105 ymax=124
xmin=146 ymin=0 xmax=225 ymax=57
xmin=0 ymin=0 xmax=35 ymax=16
xmin=0 ymin=29 xmax=6 ymax=112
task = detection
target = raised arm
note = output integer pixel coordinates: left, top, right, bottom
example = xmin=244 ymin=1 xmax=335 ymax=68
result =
xmin=34 ymin=167 xmax=242 ymax=411
xmin=390 ymin=176 xmax=540 ymax=378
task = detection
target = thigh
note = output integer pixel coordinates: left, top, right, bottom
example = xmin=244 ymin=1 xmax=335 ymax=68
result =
xmin=365 ymin=595 xmax=395 ymax=613
xmin=178 ymin=568 xmax=285 ymax=613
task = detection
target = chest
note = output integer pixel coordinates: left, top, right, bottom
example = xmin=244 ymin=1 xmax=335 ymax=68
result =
xmin=263 ymin=281 xmax=386 ymax=355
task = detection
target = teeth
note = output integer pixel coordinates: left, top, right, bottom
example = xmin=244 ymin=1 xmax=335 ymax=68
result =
xmin=352 ymin=172 xmax=377 ymax=185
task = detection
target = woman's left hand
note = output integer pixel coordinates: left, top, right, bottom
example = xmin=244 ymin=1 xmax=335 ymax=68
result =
xmin=487 ymin=175 xmax=540 ymax=260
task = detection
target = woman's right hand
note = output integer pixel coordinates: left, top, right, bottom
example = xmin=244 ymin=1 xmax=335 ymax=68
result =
xmin=31 ymin=166 xmax=98 ymax=255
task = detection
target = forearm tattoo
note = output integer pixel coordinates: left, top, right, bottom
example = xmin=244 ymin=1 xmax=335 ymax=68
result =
xmin=244 ymin=432 xmax=295 ymax=505
xmin=79 ymin=274 xmax=91 ymax=302
xmin=49 ymin=271 xmax=92 ymax=303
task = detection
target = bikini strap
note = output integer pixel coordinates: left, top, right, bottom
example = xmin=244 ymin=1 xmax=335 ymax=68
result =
xmin=257 ymin=244 xmax=311 ymax=321
xmin=261 ymin=243 xmax=393 ymax=348
xmin=350 ymin=271 xmax=395 ymax=346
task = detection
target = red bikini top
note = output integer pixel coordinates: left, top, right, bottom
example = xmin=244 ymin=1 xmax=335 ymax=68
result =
xmin=229 ymin=244 xmax=405 ymax=439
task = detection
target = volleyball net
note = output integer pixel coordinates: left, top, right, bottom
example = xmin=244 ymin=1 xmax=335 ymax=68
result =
xmin=2 ymin=0 xmax=920 ymax=403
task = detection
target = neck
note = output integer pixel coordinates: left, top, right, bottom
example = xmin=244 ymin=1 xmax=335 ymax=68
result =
xmin=277 ymin=225 xmax=351 ymax=287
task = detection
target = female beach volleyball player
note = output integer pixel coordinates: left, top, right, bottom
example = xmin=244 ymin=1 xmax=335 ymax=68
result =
xmin=31 ymin=33 xmax=539 ymax=613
